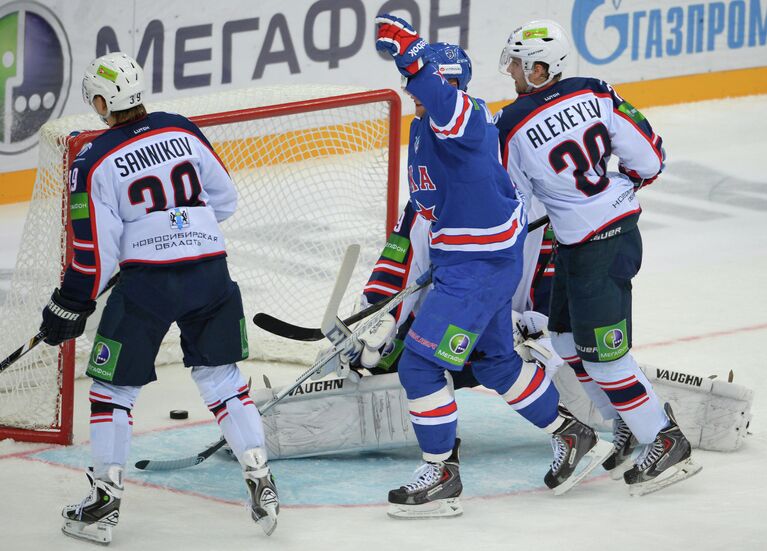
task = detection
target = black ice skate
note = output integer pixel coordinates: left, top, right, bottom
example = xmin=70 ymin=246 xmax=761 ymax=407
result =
xmin=61 ymin=467 xmax=123 ymax=545
xmin=624 ymin=403 xmax=702 ymax=496
xmin=602 ymin=416 xmax=638 ymax=480
xmin=545 ymin=406 xmax=614 ymax=495
xmin=242 ymin=448 xmax=279 ymax=536
xmin=387 ymin=438 xmax=462 ymax=519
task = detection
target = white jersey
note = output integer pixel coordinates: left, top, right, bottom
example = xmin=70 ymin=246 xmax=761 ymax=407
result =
xmin=64 ymin=111 xmax=236 ymax=300
xmin=495 ymin=77 xmax=664 ymax=245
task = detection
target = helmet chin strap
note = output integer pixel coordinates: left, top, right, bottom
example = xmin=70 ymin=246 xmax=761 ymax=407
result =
xmin=523 ymin=68 xmax=555 ymax=91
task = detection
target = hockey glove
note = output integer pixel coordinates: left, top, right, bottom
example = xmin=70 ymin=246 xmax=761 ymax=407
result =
xmin=40 ymin=288 xmax=96 ymax=346
xmin=619 ymin=164 xmax=659 ymax=192
xmin=375 ymin=14 xmax=432 ymax=77
xmin=359 ymin=313 xmax=397 ymax=369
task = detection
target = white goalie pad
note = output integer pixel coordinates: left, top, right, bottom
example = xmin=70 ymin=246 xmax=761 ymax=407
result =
xmin=553 ymin=364 xmax=753 ymax=452
xmin=250 ymin=373 xmax=417 ymax=459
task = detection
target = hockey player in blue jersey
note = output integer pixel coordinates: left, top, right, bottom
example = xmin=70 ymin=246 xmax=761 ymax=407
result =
xmin=496 ymin=20 xmax=701 ymax=495
xmin=375 ymin=14 xmax=612 ymax=518
xmin=38 ymin=53 xmax=278 ymax=543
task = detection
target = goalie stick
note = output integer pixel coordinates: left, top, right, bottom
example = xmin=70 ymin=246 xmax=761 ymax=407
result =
xmin=0 ymin=273 xmax=120 ymax=375
xmin=253 ymin=213 xmax=551 ymax=342
xmin=136 ymin=245 xmax=425 ymax=471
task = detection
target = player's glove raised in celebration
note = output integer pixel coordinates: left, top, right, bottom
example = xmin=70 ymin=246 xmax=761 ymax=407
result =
xmin=375 ymin=13 xmax=432 ymax=77
xmin=40 ymin=288 xmax=96 ymax=346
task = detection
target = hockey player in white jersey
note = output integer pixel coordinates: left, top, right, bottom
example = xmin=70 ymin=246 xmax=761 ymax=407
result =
xmin=38 ymin=53 xmax=277 ymax=543
xmin=495 ymin=20 xmax=701 ymax=495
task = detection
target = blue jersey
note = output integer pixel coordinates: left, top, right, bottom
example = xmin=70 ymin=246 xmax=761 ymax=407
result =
xmin=404 ymin=65 xmax=525 ymax=267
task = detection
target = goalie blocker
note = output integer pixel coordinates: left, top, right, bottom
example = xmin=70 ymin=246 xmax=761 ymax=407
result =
xmin=230 ymin=362 xmax=750 ymax=461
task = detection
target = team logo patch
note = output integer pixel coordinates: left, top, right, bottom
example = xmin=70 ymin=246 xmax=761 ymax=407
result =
xmin=381 ymin=233 xmax=410 ymax=263
xmin=169 ymin=207 xmax=190 ymax=230
xmin=435 ymin=324 xmax=477 ymax=367
xmin=70 ymin=192 xmax=89 ymax=220
xmin=96 ymin=64 xmax=118 ymax=82
xmin=239 ymin=318 xmax=249 ymax=360
xmin=523 ymin=28 xmax=549 ymax=40
xmin=86 ymin=335 xmax=122 ymax=382
xmin=594 ymin=319 xmax=629 ymax=361
xmin=0 ymin=2 xmax=71 ymax=154
xmin=618 ymin=101 xmax=646 ymax=123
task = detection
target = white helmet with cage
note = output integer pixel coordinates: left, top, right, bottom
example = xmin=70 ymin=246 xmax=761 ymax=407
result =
xmin=498 ymin=20 xmax=571 ymax=90
xmin=82 ymin=52 xmax=145 ymax=119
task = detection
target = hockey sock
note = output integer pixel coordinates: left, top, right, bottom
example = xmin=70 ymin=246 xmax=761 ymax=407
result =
xmin=398 ymin=350 xmax=458 ymax=462
xmin=498 ymin=361 xmax=561 ymax=429
xmin=191 ymin=364 xmax=266 ymax=462
xmin=582 ymin=353 xmax=668 ymax=444
xmin=88 ymin=381 xmax=140 ymax=479
xmin=407 ymin=386 xmax=458 ymax=462
xmin=550 ymin=331 xmax=618 ymax=422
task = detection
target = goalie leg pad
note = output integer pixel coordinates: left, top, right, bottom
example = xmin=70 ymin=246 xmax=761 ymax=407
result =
xmin=191 ymin=363 xmax=265 ymax=461
xmin=639 ymin=365 xmax=753 ymax=451
xmin=250 ymin=372 xmax=418 ymax=459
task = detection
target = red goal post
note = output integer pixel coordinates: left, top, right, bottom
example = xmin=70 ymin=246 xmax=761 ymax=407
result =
xmin=0 ymin=86 xmax=401 ymax=445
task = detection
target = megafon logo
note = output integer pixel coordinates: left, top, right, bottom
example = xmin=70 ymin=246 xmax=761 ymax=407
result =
xmin=0 ymin=1 xmax=71 ymax=155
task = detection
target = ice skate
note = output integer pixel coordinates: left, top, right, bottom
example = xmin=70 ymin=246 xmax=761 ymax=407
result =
xmin=603 ymin=416 xmax=638 ymax=480
xmin=242 ymin=448 xmax=279 ymax=536
xmin=61 ymin=467 xmax=123 ymax=545
xmin=388 ymin=438 xmax=463 ymax=519
xmin=545 ymin=406 xmax=613 ymax=495
xmin=624 ymin=403 xmax=702 ymax=496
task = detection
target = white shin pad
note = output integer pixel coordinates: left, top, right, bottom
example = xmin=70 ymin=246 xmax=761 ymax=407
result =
xmin=191 ymin=364 xmax=265 ymax=462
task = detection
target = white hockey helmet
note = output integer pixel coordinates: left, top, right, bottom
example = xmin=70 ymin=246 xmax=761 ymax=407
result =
xmin=82 ymin=52 xmax=145 ymax=118
xmin=498 ymin=20 xmax=571 ymax=89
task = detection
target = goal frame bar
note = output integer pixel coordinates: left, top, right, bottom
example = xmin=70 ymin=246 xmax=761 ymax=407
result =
xmin=1 ymin=88 xmax=401 ymax=445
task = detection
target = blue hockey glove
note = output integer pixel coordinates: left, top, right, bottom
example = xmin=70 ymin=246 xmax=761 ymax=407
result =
xmin=375 ymin=13 xmax=432 ymax=77
xmin=40 ymin=288 xmax=96 ymax=346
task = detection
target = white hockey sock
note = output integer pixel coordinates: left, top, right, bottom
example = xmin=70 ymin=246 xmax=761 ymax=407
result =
xmin=88 ymin=381 xmax=140 ymax=479
xmin=550 ymin=331 xmax=617 ymax=421
xmin=582 ymin=354 xmax=669 ymax=444
xmin=191 ymin=364 xmax=266 ymax=463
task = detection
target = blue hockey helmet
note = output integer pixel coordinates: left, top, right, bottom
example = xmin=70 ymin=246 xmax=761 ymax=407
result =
xmin=428 ymin=42 xmax=472 ymax=91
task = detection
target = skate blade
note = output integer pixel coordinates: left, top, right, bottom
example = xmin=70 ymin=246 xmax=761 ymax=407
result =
xmin=553 ymin=439 xmax=614 ymax=496
xmin=629 ymin=458 xmax=702 ymax=497
xmin=62 ymin=519 xmax=112 ymax=545
xmin=250 ymin=505 xmax=278 ymax=536
xmin=387 ymin=497 xmax=463 ymax=519
xmin=608 ymin=460 xmax=634 ymax=481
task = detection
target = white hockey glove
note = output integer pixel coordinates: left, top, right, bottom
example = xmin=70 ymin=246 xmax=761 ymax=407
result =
xmin=513 ymin=310 xmax=563 ymax=375
xmin=359 ymin=313 xmax=397 ymax=369
xmin=311 ymin=338 xmax=363 ymax=382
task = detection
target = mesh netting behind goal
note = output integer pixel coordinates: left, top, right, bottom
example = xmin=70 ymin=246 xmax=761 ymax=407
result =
xmin=0 ymin=85 xmax=401 ymax=443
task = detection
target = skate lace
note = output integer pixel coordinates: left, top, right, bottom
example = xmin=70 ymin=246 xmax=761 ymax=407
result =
xmin=73 ymin=485 xmax=100 ymax=520
xmin=403 ymin=462 xmax=443 ymax=492
xmin=635 ymin=439 xmax=665 ymax=470
xmin=612 ymin=419 xmax=633 ymax=449
xmin=550 ymin=436 xmax=568 ymax=472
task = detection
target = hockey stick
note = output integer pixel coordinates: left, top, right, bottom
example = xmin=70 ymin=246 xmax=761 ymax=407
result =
xmin=253 ymin=214 xmax=551 ymax=342
xmin=135 ymin=247 xmax=423 ymax=471
xmin=0 ymin=273 xmax=120 ymax=375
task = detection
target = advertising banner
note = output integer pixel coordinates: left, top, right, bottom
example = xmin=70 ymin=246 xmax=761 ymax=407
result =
xmin=1 ymin=0 xmax=766 ymax=189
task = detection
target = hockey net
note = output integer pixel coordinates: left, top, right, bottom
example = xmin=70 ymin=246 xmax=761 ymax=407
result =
xmin=0 ymin=85 xmax=400 ymax=444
